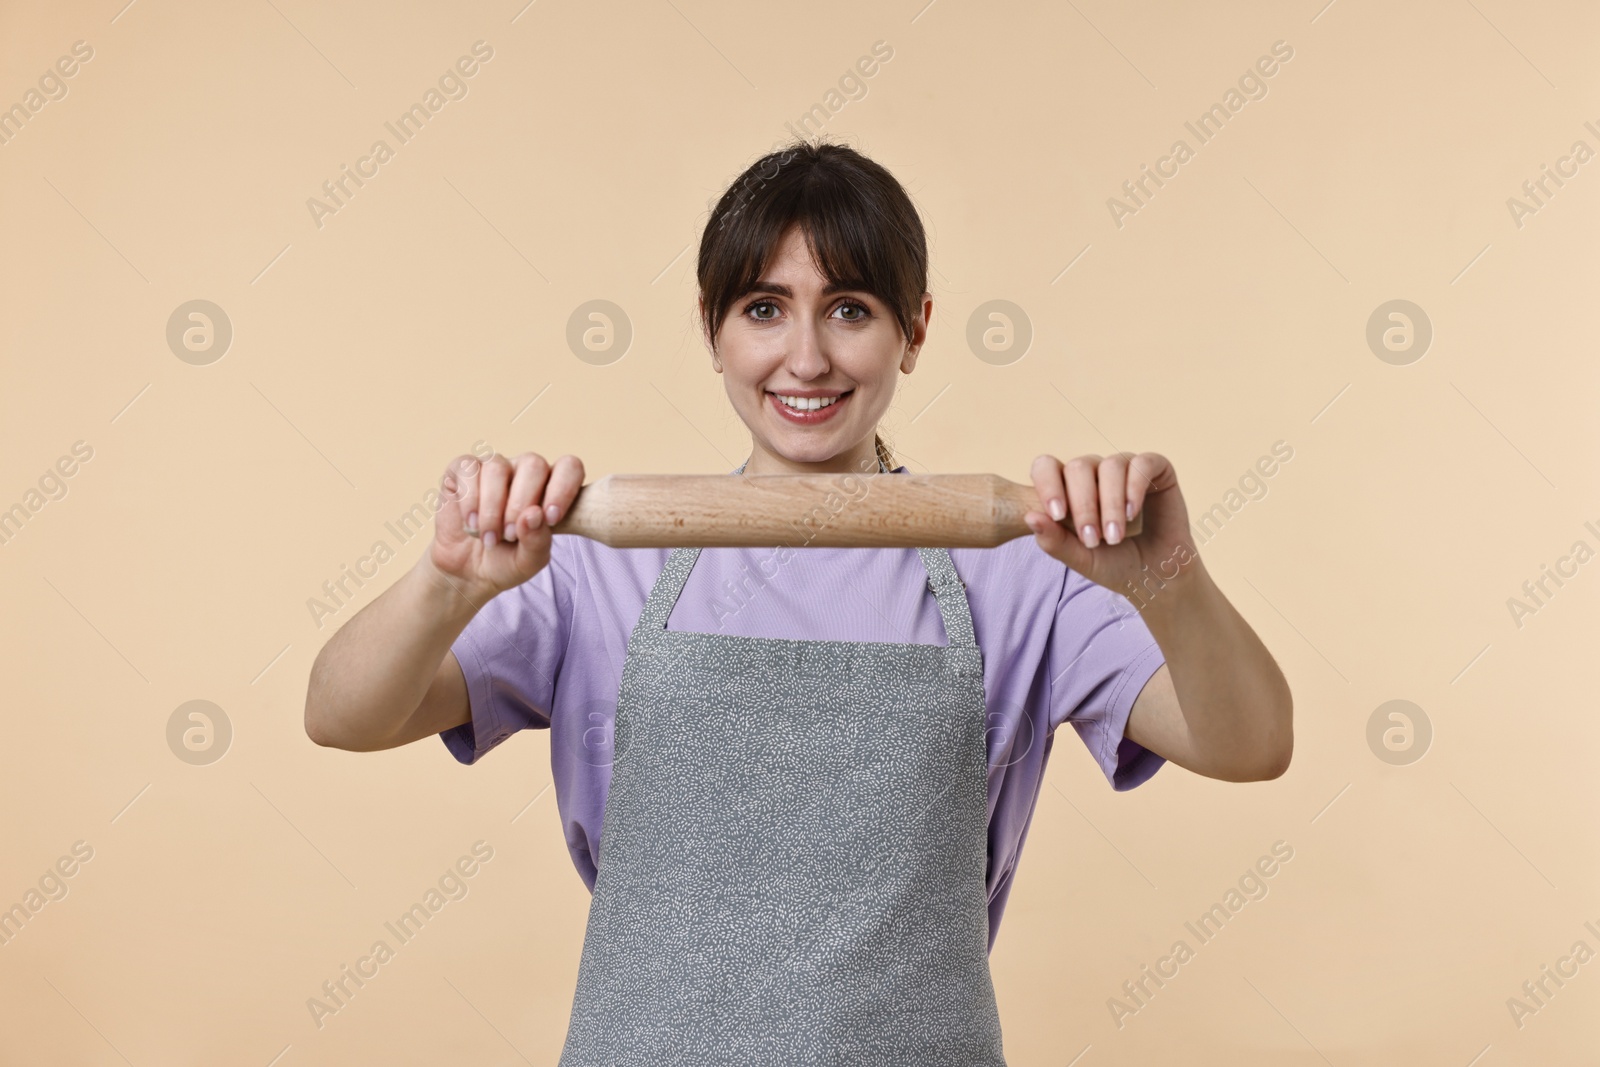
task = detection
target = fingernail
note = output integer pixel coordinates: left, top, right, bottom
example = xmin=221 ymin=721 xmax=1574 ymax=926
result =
xmin=468 ymin=511 xmax=477 ymax=534
xmin=483 ymin=530 xmax=497 ymax=549
xmin=545 ymin=504 xmax=560 ymax=525
xmin=1082 ymin=525 xmax=1099 ymax=548
xmin=1126 ymin=501 xmax=1135 ymax=521
xmin=503 ymin=523 xmax=516 ymax=543
xmin=1049 ymin=499 xmax=1065 ymax=521
xmin=1106 ymin=521 xmax=1120 ymax=545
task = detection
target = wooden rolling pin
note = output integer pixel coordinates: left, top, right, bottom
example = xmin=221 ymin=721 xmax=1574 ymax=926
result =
xmin=539 ymin=473 xmax=1142 ymax=548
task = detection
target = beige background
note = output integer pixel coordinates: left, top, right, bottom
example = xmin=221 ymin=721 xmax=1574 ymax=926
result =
xmin=2 ymin=0 xmax=1596 ymax=1062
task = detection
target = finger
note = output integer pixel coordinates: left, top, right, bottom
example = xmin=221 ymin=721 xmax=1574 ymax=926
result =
xmin=1024 ymin=508 xmax=1091 ymax=574
xmin=503 ymin=452 xmax=551 ymax=543
xmin=516 ymin=504 xmax=542 ymax=540
xmin=511 ymin=509 xmax=552 ymax=577
xmin=444 ymin=454 xmax=482 ymax=540
xmin=1064 ymin=454 xmax=1103 ymax=549
xmin=1099 ymin=452 xmax=1132 ymax=545
xmin=476 ymin=454 xmax=512 ymax=549
xmin=1125 ymin=451 xmax=1161 ymax=525
xmin=543 ymin=454 xmax=586 ymax=525
xmin=1029 ymin=454 xmax=1069 ymax=524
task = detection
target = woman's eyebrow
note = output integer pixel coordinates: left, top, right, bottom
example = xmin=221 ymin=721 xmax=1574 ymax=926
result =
xmin=743 ymin=280 xmax=872 ymax=298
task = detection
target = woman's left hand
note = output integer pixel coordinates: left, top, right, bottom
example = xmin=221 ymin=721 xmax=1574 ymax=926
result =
xmin=1024 ymin=451 xmax=1200 ymax=601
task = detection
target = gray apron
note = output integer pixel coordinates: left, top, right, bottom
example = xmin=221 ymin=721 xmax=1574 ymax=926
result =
xmin=557 ymin=539 xmax=1006 ymax=1066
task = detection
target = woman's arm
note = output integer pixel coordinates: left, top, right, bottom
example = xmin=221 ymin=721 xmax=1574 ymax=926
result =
xmin=304 ymin=556 xmax=478 ymax=751
xmin=304 ymin=450 xmax=585 ymax=751
xmin=1025 ymin=451 xmax=1293 ymax=782
xmin=1122 ymin=561 xmax=1293 ymax=781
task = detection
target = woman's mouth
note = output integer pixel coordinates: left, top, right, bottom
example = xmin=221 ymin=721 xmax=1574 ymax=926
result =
xmin=768 ymin=389 xmax=852 ymax=425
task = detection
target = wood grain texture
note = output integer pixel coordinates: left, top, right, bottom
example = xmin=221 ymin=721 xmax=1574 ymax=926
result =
xmin=551 ymin=473 xmax=1143 ymax=548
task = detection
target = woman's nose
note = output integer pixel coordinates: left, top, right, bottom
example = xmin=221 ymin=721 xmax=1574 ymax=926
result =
xmin=785 ymin=316 xmax=828 ymax=377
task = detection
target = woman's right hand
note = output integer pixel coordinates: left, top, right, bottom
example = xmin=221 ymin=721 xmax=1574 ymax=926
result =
xmin=428 ymin=451 xmax=586 ymax=600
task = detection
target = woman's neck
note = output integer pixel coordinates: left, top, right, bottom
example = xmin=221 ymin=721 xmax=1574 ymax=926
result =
xmin=741 ymin=438 xmax=885 ymax=476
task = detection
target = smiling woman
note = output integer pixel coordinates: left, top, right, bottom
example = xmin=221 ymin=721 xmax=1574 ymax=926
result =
xmin=304 ymin=138 xmax=1293 ymax=1067
xmin=696 ymin=141 xmax=931 ymax=475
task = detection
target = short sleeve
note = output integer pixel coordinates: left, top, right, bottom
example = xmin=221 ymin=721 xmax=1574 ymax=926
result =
xmin=1047 ymin=568 xmax=1167 ymax=790
xmin=439 ymin=538 xmax=574 ymax=765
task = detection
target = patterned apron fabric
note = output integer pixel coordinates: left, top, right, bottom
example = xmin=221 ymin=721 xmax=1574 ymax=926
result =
xmin=556 ymin=537 xmax=1007 ymax=1065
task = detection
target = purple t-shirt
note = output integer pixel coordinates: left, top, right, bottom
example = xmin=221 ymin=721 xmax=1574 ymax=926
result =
xmin=441 ymin=469 xmax=1167 ymax=950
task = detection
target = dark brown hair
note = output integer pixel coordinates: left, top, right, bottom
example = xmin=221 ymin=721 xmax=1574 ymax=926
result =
xmin=697 ymin=140 xmax=929 ymax=472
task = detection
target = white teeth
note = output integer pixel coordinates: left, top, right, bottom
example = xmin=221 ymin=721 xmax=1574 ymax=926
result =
xmin=774 ymin=393 xmax=841 ymax=411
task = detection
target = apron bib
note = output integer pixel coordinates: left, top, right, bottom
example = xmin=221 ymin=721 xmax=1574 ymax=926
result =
xmin=557 ymin=543 xmax=1006 ymax=1066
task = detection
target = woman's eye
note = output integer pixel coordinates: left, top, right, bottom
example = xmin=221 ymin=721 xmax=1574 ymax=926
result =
xmin=743 ymin=299 xmax=868 ymax=322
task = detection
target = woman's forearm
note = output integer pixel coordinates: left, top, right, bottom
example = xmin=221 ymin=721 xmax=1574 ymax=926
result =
xmin=304 ymin=448 xmax=583 ymax=752
xmin=1137 ymin=557 xmax=1295 ymax=780
xmin=304 ymin=556 xmax=486 ymax=751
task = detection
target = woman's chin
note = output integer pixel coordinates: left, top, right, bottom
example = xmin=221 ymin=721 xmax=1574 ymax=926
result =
xmin=756 ymin=435 xmax=852 ymax=469
xmin=762 ymin=421 xmax=846 ymax=460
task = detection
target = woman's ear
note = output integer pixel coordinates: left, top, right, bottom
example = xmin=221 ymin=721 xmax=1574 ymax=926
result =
xmin=901 ymin=291 xmax=933 ymax=373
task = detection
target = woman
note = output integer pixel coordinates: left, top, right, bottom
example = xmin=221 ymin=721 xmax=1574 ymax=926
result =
xmin=304 ymin=141 xmax=1293 ymax=1065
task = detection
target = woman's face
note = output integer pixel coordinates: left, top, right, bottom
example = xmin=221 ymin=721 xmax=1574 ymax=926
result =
xmin=704 ymin=224 xmax=931 ymax=475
